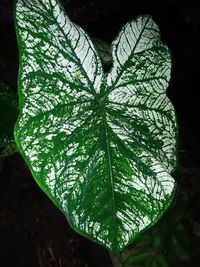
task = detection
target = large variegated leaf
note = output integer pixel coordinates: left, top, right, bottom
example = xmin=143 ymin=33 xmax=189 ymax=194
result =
xmin=0 ymin=80 xmax=18 ymax=157
xmin=14 ymin=0 xmax=177 ymax=253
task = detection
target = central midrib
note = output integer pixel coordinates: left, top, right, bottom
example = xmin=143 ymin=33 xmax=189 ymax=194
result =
xmin=98 ymin=102 xmax=117 ymax=243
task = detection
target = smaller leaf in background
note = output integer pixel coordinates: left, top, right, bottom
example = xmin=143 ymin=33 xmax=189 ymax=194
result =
xmin=151 ymin=190 xmax=187 ymax=244
xmin=150 ymin=258 xmax=161 ymax=267
xmin=123 ymin=250 xmax=152 ymax=267
xmin=167 ymin=223 xmax=191 ymax=265
xmin=120 ymin=190 xmax=191 ymax=266
xmin=0 ymin=79 xmax=18 ymax=157
xmin=93 ymin=38 xmax=113 ymax=68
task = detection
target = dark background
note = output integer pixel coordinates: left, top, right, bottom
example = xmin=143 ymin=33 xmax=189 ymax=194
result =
xmin=0 ymin=0 xmax=200 ymax=266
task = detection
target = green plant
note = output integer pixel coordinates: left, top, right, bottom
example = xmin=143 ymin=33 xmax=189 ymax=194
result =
xmin=1 ymin=0 xmax=178 ymax=258
xmin=0 ymin=79 xmax=18 ymax=157
xmin=119 ymin=190 xmax=191 ymax=267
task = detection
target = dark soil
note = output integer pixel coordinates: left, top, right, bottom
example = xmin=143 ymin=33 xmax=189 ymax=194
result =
xmin=1 ymin=0 xmax=200 ymax=266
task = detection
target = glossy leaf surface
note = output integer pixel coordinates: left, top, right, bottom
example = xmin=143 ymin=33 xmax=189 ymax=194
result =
xmin=0 ymin=80 xmax=18 ymax=157
xmin=15 ymin=0 xmax=177 ymax=253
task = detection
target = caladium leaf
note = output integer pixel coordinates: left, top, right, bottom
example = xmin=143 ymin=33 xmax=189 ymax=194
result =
xmin=14 ymin=0 xmax=177 ymax=253
xmin=0 ymin=80 xmax=18 ymax=157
